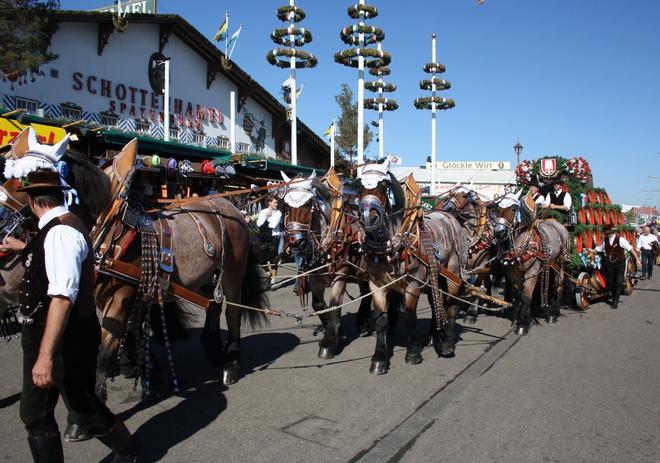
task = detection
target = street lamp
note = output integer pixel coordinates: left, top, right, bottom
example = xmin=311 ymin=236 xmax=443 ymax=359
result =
xmin=513 ymin=137 xmax=523 ymax=167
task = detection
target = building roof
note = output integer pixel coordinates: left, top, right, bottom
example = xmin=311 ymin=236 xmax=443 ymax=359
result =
xmin=51 ymin=10 xmax=330 ymax=160
xmin=391 ymin=166 xmax=517 ymax=185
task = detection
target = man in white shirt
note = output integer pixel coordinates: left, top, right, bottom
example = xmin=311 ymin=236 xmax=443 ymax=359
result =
xmin=0 ymin=171 xmax=138 ymax=463
xmin=544 ymin=179 xmax=572 ymax=223
xmin=257 ymin=196 xmax=283 ymax=283
xmin=637 ymin=226 xmax=659 ymax=279
xmin=595 ymin=224 xmax=642 ymax=309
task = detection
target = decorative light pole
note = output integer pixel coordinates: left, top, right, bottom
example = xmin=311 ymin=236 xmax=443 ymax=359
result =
xmin=364 ymin=42 xmax=397 ymax=159
xmin=514 ymin=137 xmax=523 ymax=167
xmin=267 ymin=0 xmax=317 ymax=165
xmin=414 ymin=33 xmax=454 ymax=195
xmin=335 ymin=1 xmax=390 ymax=165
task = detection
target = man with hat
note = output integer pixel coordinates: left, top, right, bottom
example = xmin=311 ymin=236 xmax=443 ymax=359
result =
xmin=0 ymin=170 xmax=138 ymax=462
xmin=528 ymin=175 xmax=548 ymax=207
xmin=595 ymin=223 xmax=642 ymax=309
xmin=543 ymin=178 xmax=572 ymax=222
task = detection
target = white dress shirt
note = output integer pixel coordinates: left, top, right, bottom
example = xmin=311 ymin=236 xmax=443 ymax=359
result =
xmin=546 ymin=189 xmax=572 ymax=209
xmin=257 ymin=208 xmax=283 ymax=237
xmin=637 ymin=233 xmax=659 ymax=250
xmin=534 ymin=193 xmax=549 ymax=207
xmin=39 ymin=206 xmax=89 ymax=304
xmin=595 ymin=235 xmax=633 ymax=253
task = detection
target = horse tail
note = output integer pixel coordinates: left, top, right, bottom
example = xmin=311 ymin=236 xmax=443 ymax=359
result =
xmin=240 ymin=244 xmax=270 ymax=329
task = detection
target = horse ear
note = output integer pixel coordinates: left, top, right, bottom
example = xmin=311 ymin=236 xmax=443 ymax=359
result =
xmin=514 ymin=189 xmax=522 ymax=199
xmin=112 ymin=138 xmax=138 ymax=182
xmin=281 ymin=170 xmax=291 ymax=183
xmin=9 ymin=127 xmax=31 ymax=159
xmin=309 ymin=170 xmax=316 ymax=180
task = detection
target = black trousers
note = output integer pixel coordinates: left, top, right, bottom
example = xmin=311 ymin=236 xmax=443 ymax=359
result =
xmin=602 ymin=261 xmax=625 ymax=302
xmin=20 ymin=314 xmax=115 ymax=437
xmin=641 ymin=249 xmax=654 ymax=277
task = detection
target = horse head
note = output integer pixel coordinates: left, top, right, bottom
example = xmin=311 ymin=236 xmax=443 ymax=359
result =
xmin=356 ymin=160 xmax=395 ymax=249
xmin=442 ymin=184 xmax=480 ymax=214
xmin=493 ymin=189 xmax=522 ymax=244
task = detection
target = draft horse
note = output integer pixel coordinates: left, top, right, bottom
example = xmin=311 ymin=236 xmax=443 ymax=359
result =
xmin=356 ymin=162 xmax=468 ymax=374
xmin=493 ymin=190 xmax=569 ymax=335
xmin=94 ymin=139 xmax=269 ymax=392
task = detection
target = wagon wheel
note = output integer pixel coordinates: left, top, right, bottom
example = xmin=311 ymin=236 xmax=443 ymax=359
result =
xmin=623 ymin=258 xmax=635 ymax=296
xmin=574 ymin=272 xmax=592 ymax=310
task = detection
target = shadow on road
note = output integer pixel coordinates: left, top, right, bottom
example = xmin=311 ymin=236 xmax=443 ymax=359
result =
xmin=109 ymin=382 xmax=227 ymax=463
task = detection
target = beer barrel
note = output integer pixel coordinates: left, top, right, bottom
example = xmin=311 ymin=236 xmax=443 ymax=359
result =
xmin=574 ymin=233 xmax=584 ymax=253
xmin=602 ymin=192 xmax=612 ymax=205
xmin=587 ymin=190 xmax=598 ymax=204
xmin=583 ymin=230 xmax=594 ymax=249
xmin=591 ymin=270 xmax=607 ymax=292
xmin=593 ymin=208 xmax=603 ymax=226
xmin=601 ymin=208 xmax=611 ymax=225
xmin=585 ymin=207 xmax=595 ymax=224
xmin=593 ymin=230 xmax=603 ymax=247
xmin=619 ymin=211 xmax=626 ymax=224
xmin=577 ymin=208 xmax=587 ymax=224
xmin=611 ymin=210 xmax=619 ymax=226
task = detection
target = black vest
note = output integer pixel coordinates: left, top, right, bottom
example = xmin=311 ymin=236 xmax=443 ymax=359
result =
xmin=604 ymin=235 xmax=626 ymax=264
xmin=550 ymin=190 xmax=566 ymax=206
xmin=19 ymin=213 xmax=96 ymax=325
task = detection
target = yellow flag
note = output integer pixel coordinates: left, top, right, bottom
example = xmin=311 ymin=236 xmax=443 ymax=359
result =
xmin=323 ymin=123 xmax=333 ymax=137
xmin=214 ymin=15 xmax=228 ymax=41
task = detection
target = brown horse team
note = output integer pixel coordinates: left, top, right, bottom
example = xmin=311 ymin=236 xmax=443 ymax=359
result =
xmin=0 ymin=134 xmax=598 ymax=393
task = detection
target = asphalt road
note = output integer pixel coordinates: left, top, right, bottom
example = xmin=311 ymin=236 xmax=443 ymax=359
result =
xmin=0 ymin=272 xmax=658 ymax=462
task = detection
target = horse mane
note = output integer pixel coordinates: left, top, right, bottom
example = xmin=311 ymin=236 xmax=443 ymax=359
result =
xmin=388 ymin=172 xmax=406 ymax=212
xmin=62 ymin=150 xmax=112 ymax=225
xmin=313 ymin=177 xmax=333 ymax=204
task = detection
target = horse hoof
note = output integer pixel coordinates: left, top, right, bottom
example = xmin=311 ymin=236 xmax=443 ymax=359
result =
xmin=318 ymin=346 xmax=336 ymax=359
xmin=515 ymin=326 xmax=528 ymax=336
xmin=222 ymin=365 xmax=240 ymax=385
xmin=438 ymin=343 xmax=456 ymax=358
xmin=551 ymin=315 xmax=558 ymax=324
xmin=463 ymin=315 xmax=477 ymax=325
xmin=405 ymin=352 xmax=423 ymax=365
xmin=369 ymin=359 xmax=389 ymax=375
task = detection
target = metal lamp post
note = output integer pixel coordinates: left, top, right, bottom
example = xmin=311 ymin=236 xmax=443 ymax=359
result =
xmin=514 ymin=138 xmax=523 ymax=167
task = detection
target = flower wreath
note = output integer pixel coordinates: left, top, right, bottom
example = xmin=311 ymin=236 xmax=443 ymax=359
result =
xmin=271 ymin=26 xmax=313 ymax=47
xmin=419 ymin=77 xmax=451 ymax=91
xmin=276 ymin=5 xmax=306 ymax=22
xmin=347 ymin=4 xmax=378 ymax=19
xmin=340 ymin=24 xmax=384 ymax=46
xmin=515 ymin=160 xmax=534 ymax=185
xmin=413 ymin=96 xmax=455 ymax=111
xmin=267 ymin=48 xmax=318 ymax=69
xmin=334 ymin=48 xmax=391 ymax=69
xmin=364 ymin=97 xmax=399 ymax=111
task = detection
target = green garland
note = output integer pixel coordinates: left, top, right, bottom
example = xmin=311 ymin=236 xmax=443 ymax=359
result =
xmin=364 ymin=81 xmax=396 ymax=92
xmin=267 ymin=48 xmax=318 ymax=68
xmin=423 ymin=62 xmax=446 ymax=74
xmin=369 ymin=66 xmax=391 ymax=76
xmin=277 ymin=5 xmax=306 ymax=22
xmin=364 ymin=97 xmax=399 ymax=111
xmin=420 ymin=77 xmax=451 ymax=91
xmin=334 ymin=48 xmax=391 ymax=68
xmin=271 ymin=27 xmax=313 ymax=47
xmin=340 ymin=24 xmax=384 ymax=45
xmin=347 ymin=4 xmax=378 ymax=19
xmin=413 ymin=96 xmax=455 ymax=110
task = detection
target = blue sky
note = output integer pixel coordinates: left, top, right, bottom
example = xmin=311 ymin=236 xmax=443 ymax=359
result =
xmin=61 ymin=0 xmax=660 ymax=206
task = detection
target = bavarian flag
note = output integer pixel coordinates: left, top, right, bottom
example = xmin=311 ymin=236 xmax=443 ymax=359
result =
xmin=214 ymin=14 xmax=228 ymax=41
xmin=323 ymin=122 xmax=333 ymax=138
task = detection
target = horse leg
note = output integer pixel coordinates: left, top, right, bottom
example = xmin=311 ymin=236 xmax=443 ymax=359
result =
xmin=315 ymin=277 xmax=341 ymax=359
xmin=464 ymin=274 xmax=484 ymax=325
xmin=369 ymin=284 xmax=390 ymax=375
xmin=403 ymin=284 xmax=423 ymax=365
xmin=222 ymin=298 xmax=242 ymax=385
xmin=516 ymin=265 xmax=538 ymax=336
xmin=355 ymin=279 xmax=372 ymax=336
xmin=439 ymin=279 xmax=462 ymax=357
xmin=549 ymin=268 xmax=564 ymax=324
xmin=200 ymin=301 xmax=223 ymax=368
xmin=95 ymin=282 xmax=136 ymax=400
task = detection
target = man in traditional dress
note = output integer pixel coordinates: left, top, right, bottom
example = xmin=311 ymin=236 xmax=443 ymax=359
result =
xmin=257 ymin=195 xmax=283 ymax=284
xmin=0 ymin=170 xmax=138 ymax=463
xmin=637 ymin=225 xmax=659 ymax=279
xmin=543 ymin=179 xmax=571 ymax=222
xmin=595 ymin=224 xmax=641 ymax=309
